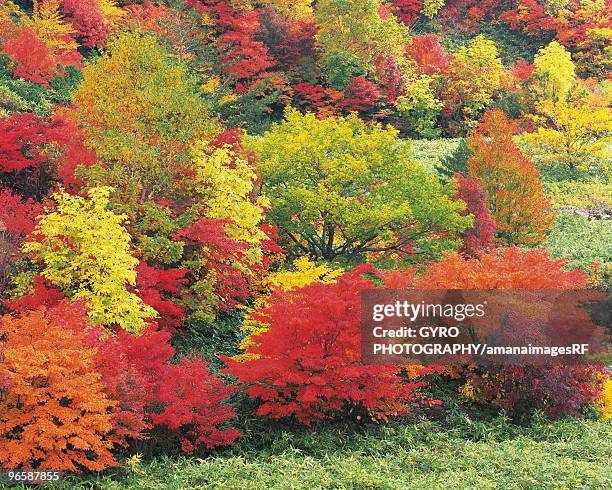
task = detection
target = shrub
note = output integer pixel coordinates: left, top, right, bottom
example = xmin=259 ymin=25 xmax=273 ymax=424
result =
xmin=147 ymin=359 xmax=240 ymax=454
xmin=416 ymin=247 xmax=604 ymax=419
xmin=416 ymin=247 xmax=588 ymax=289
xmin=595 ymin=375 xmax=612 ymax=421
xmin=96 ymin=327 xmax=240 ymax=454
xmin=0 ymin=189 xmax=41 ymax=291
xmin=452 ymin=173 xmax=496 ymax=255
xmin=22 ymin=187 xmax=157 ymax=332
xmin=223 ymin=266 xmax=426 ymax=425
xmin=135 ymin=262 xmax=187 ymax=332
xmin=0 ymin=302 xmax=117 ymax=471
xmin=461 ymin=365 xmax=603 ymax=420
xmin=235 ymin=257 xmax=343 ymax=360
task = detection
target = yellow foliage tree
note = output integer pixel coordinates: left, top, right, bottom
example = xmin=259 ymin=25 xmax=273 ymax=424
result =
xmin=72 ymin=31 xmax=219 ymax=205
xmin=523 ymin=98 xmax=612 ymax=173
xmin=422 ymin=0 xmax=445 ymax=18
xmin=442 ymin=35 xmax=505 ymax=128
xmin=99 ymin=0 xmax=125 ymax=22
xmin=23 ymin=187 xmax=156 ymax=332
xmin=190 ymin=142 xmax=269 ymax=263
xmin=23 ymin=0 xmax=78 ymax=52
xmin=532 ymin=41 xmax=576 ymax=102
xmin=265 ymin=0 xmax=314 ymax=18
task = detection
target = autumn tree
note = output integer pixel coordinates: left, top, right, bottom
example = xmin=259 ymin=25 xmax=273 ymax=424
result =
xmin=135 ymin=262 xmax=187 ymax=331
xmin=213 ymin=1 xmax=275 ymax=86
xmin=405 ymin=34 xmax=452 ymax=75
xmin=532 ymin=41 xmax=576 ymax=102
xmin=394 ymin=75 xmax=443 ymax=138
xmin=522 ymin=97 xmax=611 ymax=174
xmin=248 ymin=109 xmax=470 ymax=261
xmin=421 ymin=0 xmax=445 ymax=18
xmin=168 ymin=140 xmax=269 ymax=323
xmin=23 ymin=187 xmax=156 ymax=332
xmin=61 ymin=0 xmax=123 ymax=47
xmin=440 ymin=35 xmax=505 ymax=132
xmin=315 ymin=0 xmax=408 ymax=90
xmin=339 ymin=76 xmax=383 ymax=115
xmin=390 ymin=0 xmax=423 ymax=26
xmin=452 ymin=173 xmax=496 ymax=255
xmin=23 ymin=0 xmax=82 ymax=64
xmin=265 ymin=0 xmax=314 ymax=18
xmin=0 ymin=113 xmax=58 ymax=200
xmin=467 ymin=110 xmax=554 ymax=246
xmin=72 ymin=30 xmax=219 ymax=205
xmin=223 ymin=265 xmax=426 ymax=424
xmin=0 ymin=302 xmax=117 ymax=471
xmin=189 ymin=141 xmax=269 ymax=263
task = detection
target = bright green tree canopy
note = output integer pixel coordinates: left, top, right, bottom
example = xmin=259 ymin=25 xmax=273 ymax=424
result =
xmin=247 ymin=109 xmax=470 ymax=261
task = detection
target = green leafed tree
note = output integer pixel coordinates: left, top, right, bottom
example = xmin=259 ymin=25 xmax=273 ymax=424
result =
xmin=247 ymin=109 xmax=471 ymax=262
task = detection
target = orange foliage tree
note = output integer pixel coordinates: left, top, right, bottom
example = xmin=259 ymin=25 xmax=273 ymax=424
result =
xmin=0 ymin=302 xmax=117 ymax=472
xmin=415 ymin=248 xmax=603 ymax=420
xmin=466 ymin=110 xmax=554 ymax=246
xmin=416 ymin=247 xmax=587 ymax=289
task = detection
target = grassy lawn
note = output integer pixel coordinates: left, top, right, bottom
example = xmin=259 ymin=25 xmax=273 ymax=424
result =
xmin=27 ymin=418 xmax=611 ymax=490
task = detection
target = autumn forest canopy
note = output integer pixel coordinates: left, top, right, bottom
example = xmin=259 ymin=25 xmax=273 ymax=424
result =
xmin=0 ymin=0 xmax=610 ymax=485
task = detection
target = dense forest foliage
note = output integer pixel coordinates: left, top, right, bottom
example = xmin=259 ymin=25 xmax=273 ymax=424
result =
xmin=0 ymin=0 xmax=610 ymax=483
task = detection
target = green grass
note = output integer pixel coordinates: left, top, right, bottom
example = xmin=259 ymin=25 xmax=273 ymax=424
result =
xmin=546 ymin=214 xmax=612 ymax=270
xmin=411 ymin=138 xmax=464 ymax=174
xmin=22 ymin=418 xmax=611 ymax=490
